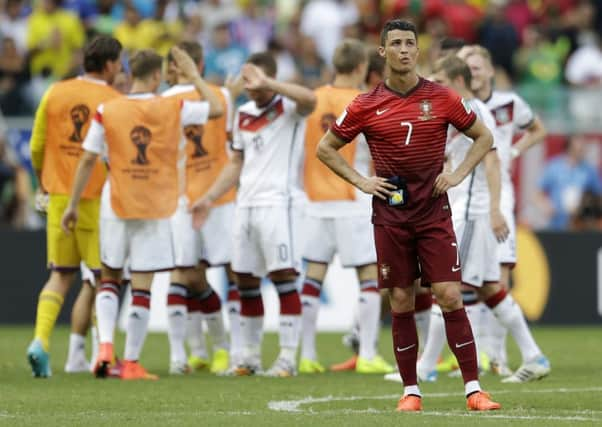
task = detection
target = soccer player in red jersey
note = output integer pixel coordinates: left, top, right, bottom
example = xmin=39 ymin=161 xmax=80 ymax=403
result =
xmin=317 ymin=19 xmax=501 ymax=412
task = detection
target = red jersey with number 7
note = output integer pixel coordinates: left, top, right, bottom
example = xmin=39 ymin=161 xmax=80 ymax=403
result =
xmin=330 ymin=78 xmax=477 ymax=226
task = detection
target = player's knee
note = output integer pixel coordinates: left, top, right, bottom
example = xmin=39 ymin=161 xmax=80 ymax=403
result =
xmin=101 ymin=265 xmax=122 ymax=282
xmin=388 ymin=287 xmax=414 ymax=312
xmin=235 ymin=273 xmax=261 ymax=289
xmin=433 ymin=285 xmax=463 ymax=311
xmin=356 ymin=263 xmax=377 ymax=282
xmin=46 ymin=270 xmax=76 ymax=294
xmin=268 ymin=268 xmax=298 ymax=283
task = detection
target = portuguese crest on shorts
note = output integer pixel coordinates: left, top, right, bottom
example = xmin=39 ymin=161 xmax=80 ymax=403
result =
xmin=380 ymin=263 xmax=391 ymax=280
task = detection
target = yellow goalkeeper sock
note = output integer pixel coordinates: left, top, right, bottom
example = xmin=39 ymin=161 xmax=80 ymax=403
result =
xmin=34 ymin=290 xmax=64 ymax=351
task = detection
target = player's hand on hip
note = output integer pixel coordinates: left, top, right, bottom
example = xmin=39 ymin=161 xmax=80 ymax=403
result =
xmin=358 ymin=176 xmax=396 ymax=200
xmin=61 ymin=207 xmax=77 ymax=234
xmin=241 ymin=64 xmax=270 ymax=91
xmin=190 ymin=197 xmax=212 ymax=230
xmin=490 ymin=209 xmax=509 ymax=242
xmin=170 ymin=46 xmax=199 ymax=81
xmin=432 ymin=172 xmax=461 ymax=197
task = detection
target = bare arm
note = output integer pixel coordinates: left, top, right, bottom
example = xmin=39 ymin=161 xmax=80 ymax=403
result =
xmin=190 ymin=150 xmax=243 ymax=229
xmin=204 ymin=150 xmax=243 ymax=203
xmin=242 ymin=64 xmax=317 ymax=116
xmin=511 ymin=116 xmax=546 ymax=158
xmin=484 ymin=150 xmax=509 ymax=241
xmin=170 ymin=46 xmax=224 ymax=119
xmin=317 ymin=130 xmax=395 ymax=200
xmin=191 ymin=75 xmax=224 ymax=119
xmin=265 ymin=78 xmax=316 ymax=116
xmin=433 ymin=119 xmax=493 ymax=196
xmin=61 ymin=150 xmax=98 ymax=232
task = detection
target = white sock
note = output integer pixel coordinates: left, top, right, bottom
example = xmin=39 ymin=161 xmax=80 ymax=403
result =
xmin=481 ymin=307 xmax=506 ymax=363
xmin=167 ymin=303 xmax=188 ymax=364
xmin=404 ymin=385 xmax=422 ymax=397
xmin=465 ymin=380 xmax=481 ymax=396
xmin=491 ymin=294 xmax=542 ymax=363
xmin=203 ymin=311 xmax=229 ymax=351
xmin=279 ymin=314 xmax=301 ymax=359
xmin=95 ymin=285 xmax=119 ymax=344
xmin=67 ymin=333 xmax=86 ymax=362
xmin=414 ymin=309 xmax=431 ymax=353
xmin=358 ymin=287 xmax=380 ymax=360
xmin=227 ymin=284 xmax=242 ymax=361
xmin=300 ymin=294 xmax=320 ymax=360
xmin=241 ymin=315 xmax=263 ymax=359
xmin=90 ymin=326 xmax=99 ymax=365
xmin=417 ymin=304 xmax=446 ymax=375
xmin=123 ymin=290 xmax=151 ymax=361
xmin=497 ymin=329 xmax=508 ymax=365
xmin=187 ymin=311 xmax=208 ymax=359
xmin=465 ymin=304 xmax=483 ymax=367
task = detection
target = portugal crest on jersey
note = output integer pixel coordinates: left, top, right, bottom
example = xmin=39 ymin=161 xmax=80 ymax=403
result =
xmin=418 ymin=100 xmax=435 ymax=121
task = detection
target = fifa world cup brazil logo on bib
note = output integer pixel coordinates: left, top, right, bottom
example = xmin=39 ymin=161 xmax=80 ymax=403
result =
xmin=69 ymin=104 xmax=90 ymax=142
xmin=184 ymin=124 xmax=207 ymax=158
xmin=130 ymin=126 xmax=152 ymax=165
xmin=320 ymin=113 xmax=337 ymax=132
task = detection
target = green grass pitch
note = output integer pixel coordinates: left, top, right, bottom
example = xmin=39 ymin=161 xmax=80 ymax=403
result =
xmin=1 ymin=325 xmax=601 ymax=426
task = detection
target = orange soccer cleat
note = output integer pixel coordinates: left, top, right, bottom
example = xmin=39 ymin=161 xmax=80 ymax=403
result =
xmin=466 ymin=391 xmax=501 ymax=411
xmin=396 ymin=395 xmax=422 ymax=412
xmin=330 ymin=355 xmax=358 ymax=372
xmin=120 ymin=361 xmax=159 ymax=380
xmin=93 ymin=343 xmax=114 ymax=378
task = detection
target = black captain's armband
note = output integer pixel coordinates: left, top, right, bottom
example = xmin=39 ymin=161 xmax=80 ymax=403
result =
xmin=386 ymin=176 xmax=408 ymax=207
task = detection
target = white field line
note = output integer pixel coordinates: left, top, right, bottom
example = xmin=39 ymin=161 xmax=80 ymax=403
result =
xmin=267 ymin=386 xmax=602 ymax=422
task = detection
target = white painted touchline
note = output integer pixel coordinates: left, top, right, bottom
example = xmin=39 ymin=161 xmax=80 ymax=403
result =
xmin=268 ymin=386 xmax=602 ymax=413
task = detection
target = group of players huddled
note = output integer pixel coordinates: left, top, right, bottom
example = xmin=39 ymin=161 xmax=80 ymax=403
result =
xmin=26 ymin=18 xmax=551 ymax=412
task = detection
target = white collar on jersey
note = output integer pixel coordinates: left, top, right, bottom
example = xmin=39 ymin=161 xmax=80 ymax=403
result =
xmin=78 ymin=75 xmax=108 ymax=85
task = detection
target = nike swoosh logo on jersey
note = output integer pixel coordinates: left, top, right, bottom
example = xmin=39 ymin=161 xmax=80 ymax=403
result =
xmin=455 ymin=340 xmax=473 ymax=349
xmin=452 ymin=266 xmax=461 ymax=272
xmin=376 ymin=108 xmax=390 ymax=116
xmin=396 ymin=344 xmax=416 ymax=352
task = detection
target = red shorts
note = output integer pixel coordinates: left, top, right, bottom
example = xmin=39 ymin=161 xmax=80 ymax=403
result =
xmin=374 ymin=215 xmax=461 ymax=289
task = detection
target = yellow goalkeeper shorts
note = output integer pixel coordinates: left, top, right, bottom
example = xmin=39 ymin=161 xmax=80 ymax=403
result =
xmin=46 ymin=194 xmax=100 ymax=271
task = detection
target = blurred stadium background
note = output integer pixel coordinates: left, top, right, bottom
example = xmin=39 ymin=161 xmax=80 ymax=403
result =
xmin=1 ymin=0 xmax=600 ymax=327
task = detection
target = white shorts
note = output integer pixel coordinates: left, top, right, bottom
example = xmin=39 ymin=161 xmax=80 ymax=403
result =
xmin=80 ymin=262 xmax=96 ymax=287
xmin=170 ymin=197 xmax=234 ymax=267
xmin=100 ymin=183 xmax=174 ymax=272
xmin=498 ymin=189 xmax=517 ymax=266
xmin=232 ymin=205 xmax=303 ymax=277
xmin=453 ymin=215 xmax=500 ymax=287
xmin=200 ymin=202 xmax=234 ymax=266
xmin=303 ymin=216 xmax=376 ymax=267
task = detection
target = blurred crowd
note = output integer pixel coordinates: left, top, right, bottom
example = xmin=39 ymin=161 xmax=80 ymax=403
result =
xmin=1 ymin=0 xmax=602 ymax=116
xmin=0 ymin=0 xmax=601 ymax=230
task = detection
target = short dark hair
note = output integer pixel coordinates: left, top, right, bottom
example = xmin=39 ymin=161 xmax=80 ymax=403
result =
xmin=246 ymin=52 xmax=277 ymax=77
xmin=333 ymin=39 xmax=366 ymax=74
xmin=167 ymin=41 xmax=203 ymax=65
xmin=365 ymin=47 xmax=385 ymax=84
xmin=440 ymin=37 xmax=466 ymax=52
xmin=129 ymin=49 xmax=164 ymax=80
xmin=380 ymin=19 xmax=417 ymax=46
xmin=433 ymin=55 xmax=472 ymax=88
xmin=83 ymin=36 xmax=122 ymax=73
